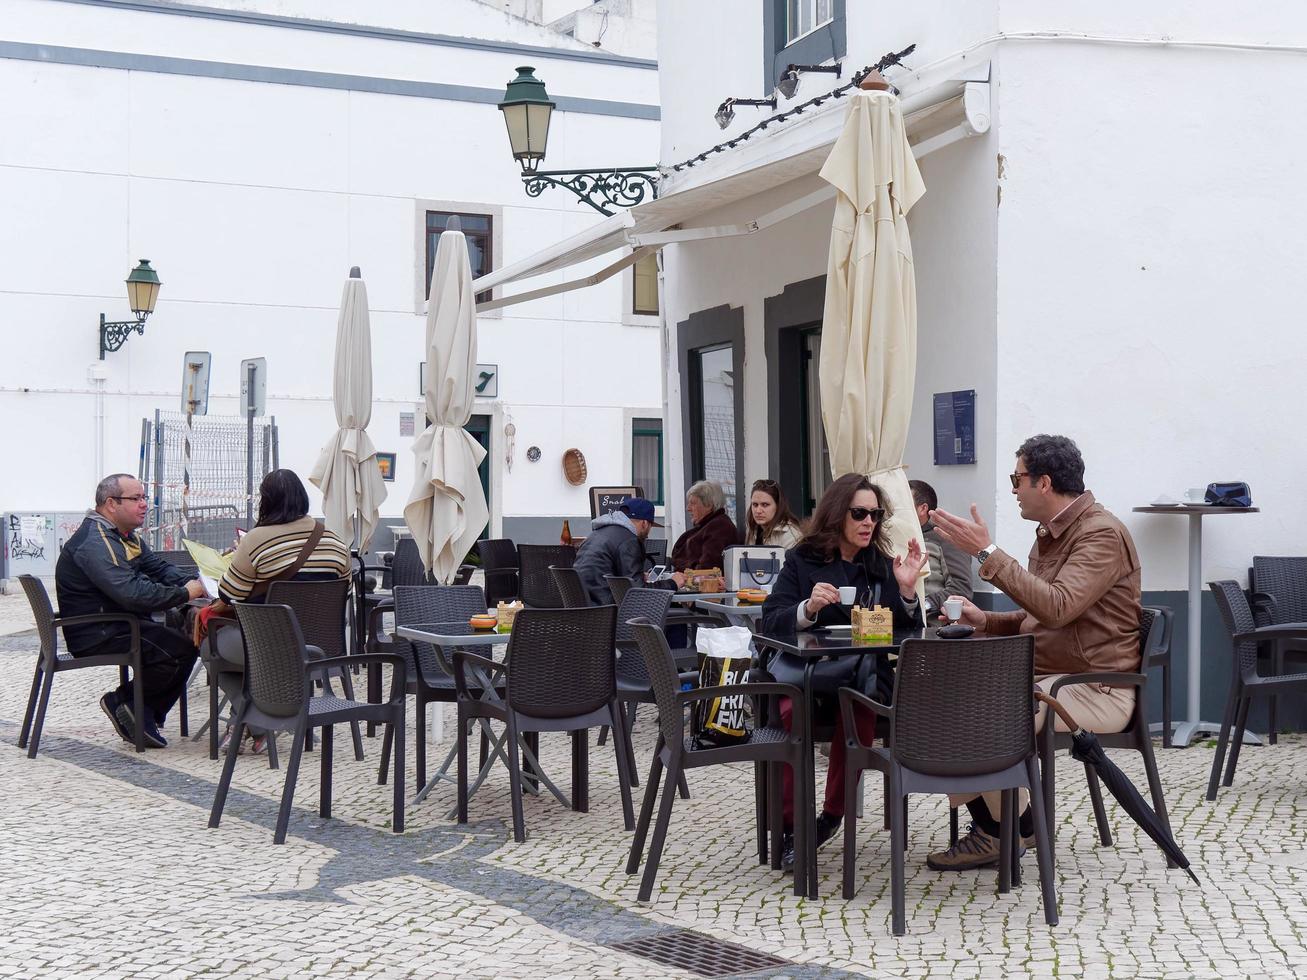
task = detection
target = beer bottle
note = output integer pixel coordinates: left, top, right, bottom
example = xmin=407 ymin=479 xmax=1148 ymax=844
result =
xmin=560 ymin=519 xmax=573 ymax=547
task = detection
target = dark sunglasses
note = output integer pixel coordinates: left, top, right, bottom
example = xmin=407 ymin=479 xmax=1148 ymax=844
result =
xmin=848 ymin=506 xmax=884 ymax=523
xmin=1009 ymin=472 xmax=1038 ymax=490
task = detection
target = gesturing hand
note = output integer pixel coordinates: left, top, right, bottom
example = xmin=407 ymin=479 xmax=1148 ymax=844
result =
xmin=893 ymin=538 xmax=927 ymax=598
xmin=930 ymin=504 xmax=992 ymax=556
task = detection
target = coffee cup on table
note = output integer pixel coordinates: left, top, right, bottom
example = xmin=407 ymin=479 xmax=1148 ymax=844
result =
xmin=943 ymin=597 xmax=964 ymax=623
xmin=839 ymin=586 xmax=857 ymax=606
xmin=1184 ymin=488 xmax=1207 ymax=504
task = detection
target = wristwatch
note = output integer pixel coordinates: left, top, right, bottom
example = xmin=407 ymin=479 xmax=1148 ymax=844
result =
xmin=976 ymin=544 xmax=997 ymax=565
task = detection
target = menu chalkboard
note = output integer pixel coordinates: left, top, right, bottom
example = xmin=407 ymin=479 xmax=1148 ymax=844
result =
xmin=590 ymin=486 xmax=644 ymax=519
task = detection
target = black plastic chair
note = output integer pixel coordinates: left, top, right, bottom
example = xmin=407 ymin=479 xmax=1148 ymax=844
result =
xmin=1035 ymin=607 xmax=1174 ymax=866
xmin=550 ymin=565 xmax=590 ymax=609
xmin=624 ymin=619 xmax=810 ymax=901
xmin=477 ymin=538 xmax=520 ymax=607
xmin=18 ymin=575 xmax=146 ymax=755
xmin=605 ymin=575 xmax=639 ymax=605
xmin=152 ymin=549 xmax=200 ymax=736
xmin=266 ymin=577 xmax=366 ymax=762
xmin=517 ymin=544 xmax=576 ymax=608
xmin=452 ymin=605 xmax=634 ymax=842
xmin=379 ymin=584 xmax=492 ymax=793
xmin=1143 ymin=605 xmax=1175 ymax=748
xmin=1206 ymin=580 xmax=1307 ymax=800
xmin=1249 ymin=556 xmax=1307 ymax=744
xmin=208 ymin=602 xmax=406 ymax=844
xmin=840 ymin=634 xmax=1057 ymax=935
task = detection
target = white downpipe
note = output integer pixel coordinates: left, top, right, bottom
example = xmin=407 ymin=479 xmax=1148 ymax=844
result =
xmin=88 ymin=362 xmax=108 ymax=478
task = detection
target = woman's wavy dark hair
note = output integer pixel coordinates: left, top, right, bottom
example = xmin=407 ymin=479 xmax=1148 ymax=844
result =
xmin=745 ymin=478 xmax=804 ymax=544
xmin=256 ymin=468 xmax=311 ymax=528
xmin=797 ymin=473 xmax=892 ymax=561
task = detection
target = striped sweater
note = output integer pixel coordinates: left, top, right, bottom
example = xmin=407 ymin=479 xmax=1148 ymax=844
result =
xmin=218 ymin=516 xmax=351 ymax=602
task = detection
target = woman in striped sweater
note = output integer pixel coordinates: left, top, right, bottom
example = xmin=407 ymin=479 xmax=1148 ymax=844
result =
xmin=202 ymin=469 xmax=350 ymax=752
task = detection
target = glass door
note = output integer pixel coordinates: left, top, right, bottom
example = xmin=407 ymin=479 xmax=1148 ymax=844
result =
xmin=798 ymin=327 xmax=831 ymax=512
xmin=688 ymin=343 xmax=737 ymax=520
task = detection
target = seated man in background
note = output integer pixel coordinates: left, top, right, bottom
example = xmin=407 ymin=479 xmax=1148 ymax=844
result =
xmin=56 ymin=473 xmax=205 ymax=748
xmin=572 ymin=497 xmax=662 ymax=605
xmin=927 ymin=434 xmax=1142 ymax=870
xmin=909 ymin=478 xmax=974 ymax=617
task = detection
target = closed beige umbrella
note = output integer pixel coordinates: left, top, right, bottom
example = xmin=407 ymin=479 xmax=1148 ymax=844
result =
xmin=818 ymin=87 xmax=927 ymax=567
xmin=310 ymin=268 xmax=387 ymax=551
xmin=404 ymin=220 xmax=488 ymax=582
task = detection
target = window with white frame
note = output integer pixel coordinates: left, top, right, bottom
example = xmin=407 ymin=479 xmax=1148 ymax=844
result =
xmin=786 ymin=0 xmax=833 ymax=44
xmin=632 ymin=251 xmax=659 ymax=316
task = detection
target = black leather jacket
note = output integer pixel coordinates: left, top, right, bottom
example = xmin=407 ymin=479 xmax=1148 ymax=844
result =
xmin=55 ymin=513 xmax=191 ymax=652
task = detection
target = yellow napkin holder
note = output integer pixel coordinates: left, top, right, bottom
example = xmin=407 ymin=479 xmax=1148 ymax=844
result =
xmin=851 ymin=604 xmax=893 ymax=644
xmin=496 ymin=600 xmax=523 ymax=633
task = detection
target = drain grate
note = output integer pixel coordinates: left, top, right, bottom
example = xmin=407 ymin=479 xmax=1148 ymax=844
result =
xmin=608 ymin=929 xmax=789 ymax=978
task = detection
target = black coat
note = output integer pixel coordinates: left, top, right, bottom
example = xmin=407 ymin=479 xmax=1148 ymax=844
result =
xmin=760 ymin=544 xmax=922 ymax=635
xmin=573 ymin=517 xmax=647 ymax=606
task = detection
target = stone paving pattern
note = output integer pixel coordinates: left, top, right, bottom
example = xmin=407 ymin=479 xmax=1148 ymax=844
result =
xmin=2 ymin=619 xmax=1306 ymax=978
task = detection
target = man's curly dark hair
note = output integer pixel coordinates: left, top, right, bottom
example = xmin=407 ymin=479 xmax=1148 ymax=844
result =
xmin=1017 ymin=434 xmax=1085 ymax=495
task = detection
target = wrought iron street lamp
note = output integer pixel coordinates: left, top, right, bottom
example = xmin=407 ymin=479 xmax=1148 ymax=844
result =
xmin=100 ymin=259 xmax=162 ymax=359
xmin=497 ymin=66 xmax=658 ymax=216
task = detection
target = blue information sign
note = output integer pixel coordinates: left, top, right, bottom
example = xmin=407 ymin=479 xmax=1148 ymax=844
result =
xmin=933 ymin=390 xmax=976 ymax=465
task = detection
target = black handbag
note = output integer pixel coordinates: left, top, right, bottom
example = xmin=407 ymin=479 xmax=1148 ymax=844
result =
xmin=1205 ymin=482 xmax=1252 ymax=507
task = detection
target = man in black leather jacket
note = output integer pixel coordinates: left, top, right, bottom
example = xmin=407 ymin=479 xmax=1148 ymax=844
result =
xmin=56 ymin=474 xmax=204 ymax=748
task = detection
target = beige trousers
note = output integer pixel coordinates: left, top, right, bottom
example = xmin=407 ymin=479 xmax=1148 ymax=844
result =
xmin=947 ymin=674 xmax=1136 ymax=813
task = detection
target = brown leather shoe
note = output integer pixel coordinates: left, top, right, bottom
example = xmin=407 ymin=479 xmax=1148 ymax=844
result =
xmin=926 ymin=823 xmax=1010 ymax=871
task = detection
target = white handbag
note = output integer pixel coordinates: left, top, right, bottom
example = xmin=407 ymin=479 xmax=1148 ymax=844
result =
xmin=722 ymin=545 xmax=787 ymax=592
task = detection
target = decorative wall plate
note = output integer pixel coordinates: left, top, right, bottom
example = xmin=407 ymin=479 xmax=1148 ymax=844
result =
xmin=526 ymin=445 xmax=541 ymax=462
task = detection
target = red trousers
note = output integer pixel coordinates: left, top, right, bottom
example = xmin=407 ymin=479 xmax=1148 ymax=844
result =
xmin=777 ymin=695 xmax=876 ymax=826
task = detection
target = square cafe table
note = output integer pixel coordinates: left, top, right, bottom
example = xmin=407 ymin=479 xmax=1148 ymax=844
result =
xmin=1133 ymin=503 xmax=1260 ymax=748
xmin=395 ymin=622 xmax=569 ymax=814
xmin=694 ymin=595 xmax=766 ymax=628
xmin=753 ymin=624 xmax=933 ymax=898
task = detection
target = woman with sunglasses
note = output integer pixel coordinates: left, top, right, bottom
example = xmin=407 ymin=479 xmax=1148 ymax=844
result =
xmin=760 ymin=473 xmax=927 ymax=869
xmin=744 ymin=479 xmax=805 ymax=549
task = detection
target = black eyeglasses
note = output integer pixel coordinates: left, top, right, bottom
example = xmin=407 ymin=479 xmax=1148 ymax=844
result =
xmin=111 ymin=494 xmax=148 ymax=503
xmin=1009 ymin=472 xmax=1038 ymax=490
xmin=848 ymin=507 xmax=884 ymax=523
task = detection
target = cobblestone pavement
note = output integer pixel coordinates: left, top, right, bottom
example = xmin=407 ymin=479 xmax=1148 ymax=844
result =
xmin=2 ymin=628 xmax=1306 ymax=979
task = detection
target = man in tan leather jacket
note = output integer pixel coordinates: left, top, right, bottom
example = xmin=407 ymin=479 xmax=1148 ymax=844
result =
xmin=923 ymin=434 xmax=1142 ymax=870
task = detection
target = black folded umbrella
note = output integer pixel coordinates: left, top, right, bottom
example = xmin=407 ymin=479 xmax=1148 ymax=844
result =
xmin=1036 ymin=692 xmax=1200 ymax=885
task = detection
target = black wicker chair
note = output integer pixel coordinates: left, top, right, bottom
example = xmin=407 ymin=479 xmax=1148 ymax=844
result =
xmin=1034 ymin=607 xmax=1174 ymax=867
xmin=1144 ymin=605 xmax=1175 ymax=748
xmin=17 ymin=575 xmax=146 ymax=755
xmin=477 ymin=538 xmax=520 ymax=607
xmin=266 ymin=577 xmax=366 ymax=762
xmin=517 ymin=545 xmax=576 ymax=608
xmin=605 ymin=575 xmax=639 ymax=605
xmin=378 ymin=584 xmax=492 ymax=793
xmin=550 ymin=565 xmax=590 ymax=609
xmin=1206 ymin=580 xmax=1307 ymax=800
xmin=1249 ymin=556 xmax=1307 ymax=744
xmin=208 ymin=602 xmax=406 ymax=844
xmin=840 ymin=635 xmax=1057 ymax=935
xmin=624 ymin=620 xmax=810 ymax=901
xmin=153 ymin=549 xmax=200 ymax=736
xmin=452 ymin=605 xmax=633 ymax=842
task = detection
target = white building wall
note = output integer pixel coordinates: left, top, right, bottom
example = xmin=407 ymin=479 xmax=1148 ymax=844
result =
xmin=0 ymin=0 xmax=660 ymax=546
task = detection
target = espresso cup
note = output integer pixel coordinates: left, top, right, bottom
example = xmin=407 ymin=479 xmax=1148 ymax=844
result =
xmin=943 ymin=597 xmax=964 ymax=622
xmin=838 ymin=586 xmax=856 ymax=605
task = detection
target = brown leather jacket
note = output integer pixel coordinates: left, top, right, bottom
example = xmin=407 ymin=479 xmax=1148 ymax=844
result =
xmin=670 ymin=508 xmax=739 ymax=572
xmin=980 ymin=492 xmax=1142 ymax=675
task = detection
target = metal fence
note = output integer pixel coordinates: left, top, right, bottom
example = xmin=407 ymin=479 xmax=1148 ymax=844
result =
xmin=139 ymin=410 xmax=278 ymax=551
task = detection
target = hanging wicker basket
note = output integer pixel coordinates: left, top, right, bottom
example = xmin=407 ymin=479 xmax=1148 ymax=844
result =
xmin=562 ymin=448 xmax=588 ymax=486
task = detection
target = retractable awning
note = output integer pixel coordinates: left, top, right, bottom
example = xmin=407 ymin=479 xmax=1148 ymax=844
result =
xmin=475 ymin=66 xmax=990 ymax=312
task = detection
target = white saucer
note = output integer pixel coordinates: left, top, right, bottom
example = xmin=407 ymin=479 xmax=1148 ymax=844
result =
xmin=823 ymin=624 xmax=852 ymax=631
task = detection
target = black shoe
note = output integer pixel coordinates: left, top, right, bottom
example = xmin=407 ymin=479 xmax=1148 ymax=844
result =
xmin=100 ymin=692 xmax=132 ymax=743
xmin=815 ymin=812 xmax=842 ymax=850
xmin=780 ymin=831 xmax=795 ymax=872
xmin=140 ymin=716 xmax=168 ymax=749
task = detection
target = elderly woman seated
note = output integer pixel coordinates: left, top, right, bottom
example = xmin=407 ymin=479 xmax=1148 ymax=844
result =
xmin=667 ymin=480 xmax=740 ymax=588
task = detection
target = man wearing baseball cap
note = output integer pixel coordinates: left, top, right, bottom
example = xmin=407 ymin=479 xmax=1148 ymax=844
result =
xmin=573 ymin=496 xmax=663 ymax=605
